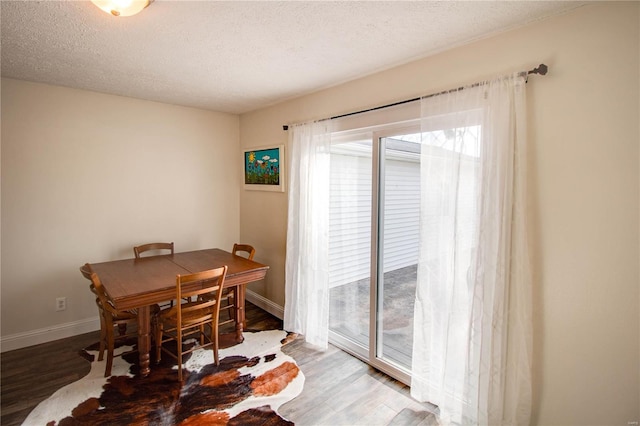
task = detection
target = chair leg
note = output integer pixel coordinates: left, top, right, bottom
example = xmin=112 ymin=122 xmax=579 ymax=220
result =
xmin=105 ymin=325 xmax=115 ymax=377
xmin=98 ymin=317 xmax=107 ymax=362
xmin=177 ymin=332 xmax=183 ymax=382
xmin=117 ymin=324 xmax=127 ymax=336
xmin=212 ymin=321 xmax=219 ymax=366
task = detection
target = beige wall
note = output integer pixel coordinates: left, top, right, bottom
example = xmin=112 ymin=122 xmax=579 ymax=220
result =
xmin=1 ymin=79 xmax=240 ymax=346
xmin=239 ymin=3 xmax=639 ymax=425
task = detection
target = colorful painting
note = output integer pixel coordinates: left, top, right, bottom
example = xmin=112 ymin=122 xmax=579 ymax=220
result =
xmin=243 ymin=145 xmax=284 ymax=192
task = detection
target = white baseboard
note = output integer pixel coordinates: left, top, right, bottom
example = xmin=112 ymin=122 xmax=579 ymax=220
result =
xmin=1 ymin=293 xmax=282 ymax=353
xmin=245 ymin=289 xmax=284 ymax=320
xmin=1 ymin=316 xmax=100 ymax=353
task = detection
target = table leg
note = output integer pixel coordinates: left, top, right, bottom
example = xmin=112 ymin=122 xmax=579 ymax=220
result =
xmin=234 ymin=284 xmax=245 ymax=343
xmin=137 ymin=305 xmax=151 ymax=377
xmin=241 ymin=285 xmax=247 ymax=330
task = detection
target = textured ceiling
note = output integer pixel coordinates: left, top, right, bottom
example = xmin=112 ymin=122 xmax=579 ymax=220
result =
xmin=1 ymin=1 xmax=585 ymax=114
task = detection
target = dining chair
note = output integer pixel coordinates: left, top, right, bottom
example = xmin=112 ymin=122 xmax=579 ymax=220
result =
xmin=80 ymin=263 xmax=159 ymax=377
xmin=154 ymin=266 xmax=227 ymax=382
xmin=133 ymin=242 xmax=174 ymax=259
xmin=218 ymin=244 xmax=256 ymax=326
xmin=232 ymin=243 xmax=256 ymax=260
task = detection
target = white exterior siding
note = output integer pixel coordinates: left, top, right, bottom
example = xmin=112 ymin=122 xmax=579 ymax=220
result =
xmin=381 ymin=149 xmax=421 ymax=272
xmin=329 ymin=141 xmax=421 ymax=288
xmin=328 ymin=147 xmax=372 ymax=288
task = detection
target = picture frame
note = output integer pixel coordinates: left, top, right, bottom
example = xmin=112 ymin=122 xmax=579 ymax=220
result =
xmin=243 ymin=145 xmax=285 ymax=192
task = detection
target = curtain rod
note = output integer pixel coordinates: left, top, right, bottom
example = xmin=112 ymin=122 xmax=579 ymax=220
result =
xmin=282 ymin=63 xmax=548 ymax=131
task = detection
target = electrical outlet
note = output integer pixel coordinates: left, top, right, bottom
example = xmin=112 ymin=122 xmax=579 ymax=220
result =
xmin=56 ymin=297 xmax=66 ymax=311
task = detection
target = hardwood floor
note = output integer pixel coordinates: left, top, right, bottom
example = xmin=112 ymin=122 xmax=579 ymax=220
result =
xmin=1 ymin=302 xmax=437 ymax=425
xmin=280 ymin=338 xmax=438 ymax=426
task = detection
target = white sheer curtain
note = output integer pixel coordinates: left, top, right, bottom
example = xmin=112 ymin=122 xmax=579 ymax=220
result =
xmin=283 ymin=120 xmax=333 ymax=349
xmin=411 ymin=73 xmax=532 ymax=425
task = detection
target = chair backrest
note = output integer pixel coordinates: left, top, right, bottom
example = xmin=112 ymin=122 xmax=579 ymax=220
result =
xmin=176 ymin=266 xmax=228 ymax=323
xmin=80 ymin=264 xmax=119 ymax=316
xmin=80 ymin=263 xmax=102 ymax=305
xmin=232 ymin=243 xmax=255 ymax=260
xmin=134 ymin=242 xmax=174 ymax=259
xmin=80 ymin=263 xmax=93 ymax=281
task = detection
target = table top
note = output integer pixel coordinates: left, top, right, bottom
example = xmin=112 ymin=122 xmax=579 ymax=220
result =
xmin=171 ymin=249 xmax=266 ymax=278
xmin=89 ymin=248 xmax=269 ymax=310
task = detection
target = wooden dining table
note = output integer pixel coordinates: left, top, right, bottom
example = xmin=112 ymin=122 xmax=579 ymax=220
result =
xmin=88 ymin=248 xmax=269 ymax=377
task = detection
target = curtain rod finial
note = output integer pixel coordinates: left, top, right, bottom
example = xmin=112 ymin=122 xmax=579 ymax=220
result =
xmin=283 ymin=125 xmax=289 ymax=131
xmin=528 ymin=63 xmax=548 ymax=75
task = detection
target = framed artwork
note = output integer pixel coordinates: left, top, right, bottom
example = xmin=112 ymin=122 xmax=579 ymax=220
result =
xmin=243 ymin=145 xmax=285 ymax=192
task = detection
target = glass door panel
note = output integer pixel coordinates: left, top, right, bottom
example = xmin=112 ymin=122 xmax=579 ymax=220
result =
xmin=376 ymin=135 xmax=421 ymax=370
xmin=328 ymin=139 xmax=373 ymax=356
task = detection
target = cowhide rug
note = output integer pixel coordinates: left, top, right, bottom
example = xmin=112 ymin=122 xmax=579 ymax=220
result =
xmin=23 ymin=330 xmax=304 ymax=425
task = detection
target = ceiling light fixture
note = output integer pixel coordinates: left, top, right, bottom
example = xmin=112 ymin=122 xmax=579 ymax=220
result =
xmin=91 ymin=0 xmax=152 ymax=17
